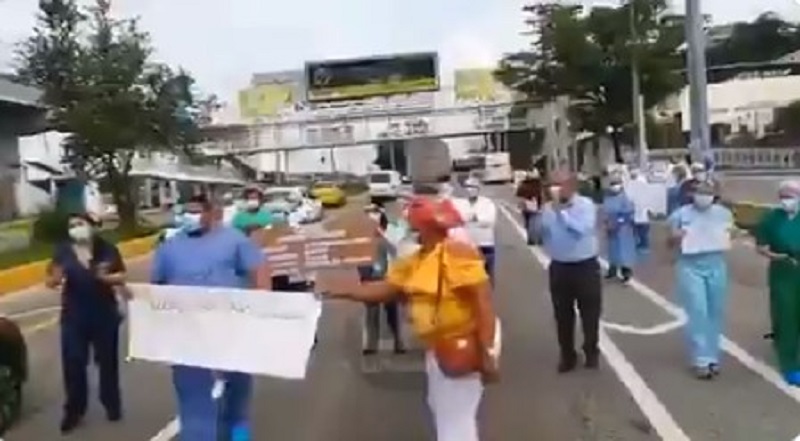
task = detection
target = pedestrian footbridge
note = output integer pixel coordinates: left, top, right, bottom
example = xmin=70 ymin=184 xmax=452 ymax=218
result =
xmin=199 ymin=100 xmax=549 ymax=157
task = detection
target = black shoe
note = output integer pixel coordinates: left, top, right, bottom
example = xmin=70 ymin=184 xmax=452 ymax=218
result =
xmin=60 ymin=414 xmax=83 ymax=434
xmin=693 ymin=365 xmax=714 ymax=380
xmin=393 ymin=343 xmax=407 ymax=354
xmin=362 ymin=348 xmax=377 ymax=356
xmin=708 ymin=363 xmax=720 ymax=377
xmin=604 ymin=271 xmax=618 ymax=280
xmin=557 ymin=357 xmax=578 ymax=373
xmin=585 ymin=353 xmax=600 ymax=369
xmin=106 ymin=408 xmax=123 ymax=422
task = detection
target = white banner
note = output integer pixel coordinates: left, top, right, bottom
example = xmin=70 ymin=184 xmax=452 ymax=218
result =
xmin=126 ymin=283 xmax=321 ymax=379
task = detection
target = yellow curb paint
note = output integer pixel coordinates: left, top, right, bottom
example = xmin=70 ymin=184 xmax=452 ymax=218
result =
xmin=0 ymin=234 xmax=158 ymax=297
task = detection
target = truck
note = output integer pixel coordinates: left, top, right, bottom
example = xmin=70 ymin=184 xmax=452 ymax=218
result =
xmin=405 ymin=138 xmax=452 ymax=183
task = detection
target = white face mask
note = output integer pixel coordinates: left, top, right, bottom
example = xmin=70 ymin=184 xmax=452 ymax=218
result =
xmin=694 ymin=172 xmax=707 ymax=181
xmin=609 ymin=184 xmax=623 ymax=192
xmin=466 ymin=187 xmax=480 ymax=199
xmin=245 ymin=199 xmax=260 ymax=210
xmin=368 ymin=212 xmax=381 ymax=222
xmin=68 ymin=224 xmax=92 ymax=242
xmin=548 ymin=185 xmax=562 ymax=200
xmin=780 ymin=197 xmax=799 ymax=213
xmin=183 ymin=213 xmax=203 ymax=232
xmin=693 ymin=194 xmax=714 ymax=208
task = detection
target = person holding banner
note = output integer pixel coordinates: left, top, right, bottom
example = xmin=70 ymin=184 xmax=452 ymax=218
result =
xmin=45 ymin=212 xmax=126 ymax=434
xmin=151 ymin=194 xmax=272 ymax=441
xmin=324 ymin=196 xmax=500 ymax=441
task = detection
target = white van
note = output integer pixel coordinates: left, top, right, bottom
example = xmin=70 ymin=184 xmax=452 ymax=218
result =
xmin=368 ymin=170 xmax=402 ymax=202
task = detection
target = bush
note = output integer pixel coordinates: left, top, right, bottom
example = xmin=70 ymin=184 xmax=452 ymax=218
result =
xmin=30 ymin=209 xmax=70 ymax=244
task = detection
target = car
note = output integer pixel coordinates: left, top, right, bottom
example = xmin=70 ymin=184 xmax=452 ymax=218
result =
xmin=262 ymin=187 xmax=304 ymax=216
xmin=368 ymin=170 xmax=402 ymax=203
xmin=309 ymin=181 xmax=347 ymax=207
xmin=0 ymin=317 xmax=27 ymax=435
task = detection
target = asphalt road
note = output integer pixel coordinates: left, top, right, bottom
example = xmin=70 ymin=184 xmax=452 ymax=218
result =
xmin=3 ymin=186 xmax=800 ymax=440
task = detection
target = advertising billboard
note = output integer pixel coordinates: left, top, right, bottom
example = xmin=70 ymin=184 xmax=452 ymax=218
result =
xmin=305 ymin=52 xmax=439 ymax=102
xmin=238 ymin=83 xmax=297 ymax=119
xmin=454 ymin=68 xmax=509 ymax=102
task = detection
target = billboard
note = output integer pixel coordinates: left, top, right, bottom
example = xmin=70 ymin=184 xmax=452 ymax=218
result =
xmin=238 ymin=83 xmax=297 ymax=119
xmin=454 ymin=68 xmax=509 ymax=102
xmin=305 ymin=52 xmax=439 ymax=102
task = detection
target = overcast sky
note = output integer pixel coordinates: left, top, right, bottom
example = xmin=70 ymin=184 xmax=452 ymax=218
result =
xmin=1 ymin=0 xmax=799 ymax=102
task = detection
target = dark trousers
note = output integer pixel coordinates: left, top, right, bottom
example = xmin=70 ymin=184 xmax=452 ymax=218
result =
xmin=479 ymin=246 xmax=496 ymax=283
xmin=365 ymin=302 xmax=402 ymax=350
xmin=60 ymin=319 xmax=121 ymax=418
xmin=634 ymin=223 xmax=650 ymax=251
xmin=548 ymin=258 xmax=602 ymax=361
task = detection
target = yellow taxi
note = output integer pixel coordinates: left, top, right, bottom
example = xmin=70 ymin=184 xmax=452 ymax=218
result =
xmin=310 ymin=181 xmax=347 ymax=207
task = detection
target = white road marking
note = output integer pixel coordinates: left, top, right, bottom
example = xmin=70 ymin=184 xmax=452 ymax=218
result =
xmin=497 ymin=204 xmax=690 ymax=441
xmin=499 ymin=201 xmax=800 ymax=415
xmin=601 ymin=319 xmax=685 ymax=336
xmin=149 ymin=418 xmax=179 ymax=441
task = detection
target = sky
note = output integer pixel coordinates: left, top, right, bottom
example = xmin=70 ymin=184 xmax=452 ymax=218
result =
xmin=2 ymin=0 xmax=800 ymax=103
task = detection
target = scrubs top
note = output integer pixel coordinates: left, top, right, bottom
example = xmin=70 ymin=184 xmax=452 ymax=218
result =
xmin=53 ymin=239 xmax=125 ymax=325
xmin=232 ymin=209 xmax=274 ymax=233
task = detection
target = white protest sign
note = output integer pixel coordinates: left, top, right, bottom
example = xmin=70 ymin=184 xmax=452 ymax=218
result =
xmin=126 ymin=283 xmax=321 ymax=379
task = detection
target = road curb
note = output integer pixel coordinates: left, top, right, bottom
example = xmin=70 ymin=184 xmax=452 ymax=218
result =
xmin=0 ymin=235 xmax=158 ymax=297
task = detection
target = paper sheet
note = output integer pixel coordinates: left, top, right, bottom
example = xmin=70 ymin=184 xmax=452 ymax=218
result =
xmin=681 ymin=220 xmax=731 ymax=255
xmin=126 ymin=283 xmax=321 ymax=379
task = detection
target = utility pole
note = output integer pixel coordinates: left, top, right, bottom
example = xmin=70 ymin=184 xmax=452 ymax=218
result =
xmin=685 ymin=0 xmax=712 ymax=166
xmin=629 ymin=0 xmax=648 ymax=169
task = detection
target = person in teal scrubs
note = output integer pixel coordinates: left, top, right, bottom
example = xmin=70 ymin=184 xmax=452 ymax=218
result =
xmin=232 ymin=187 xmax=274 ymax=234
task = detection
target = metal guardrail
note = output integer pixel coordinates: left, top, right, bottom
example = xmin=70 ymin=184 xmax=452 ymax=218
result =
xmin=650 ymin=147 xmax=800 ymax=170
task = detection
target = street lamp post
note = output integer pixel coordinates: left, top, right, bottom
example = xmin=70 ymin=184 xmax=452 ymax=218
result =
xmin=629 ymin=0 xmax=649 ymax=169
xmin=684 ymin=0 xmax=712 ymax=166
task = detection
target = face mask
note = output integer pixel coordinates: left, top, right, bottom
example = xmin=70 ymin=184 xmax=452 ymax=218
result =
xmin=780 ymin=197 xmax=799 ymax=213
xmin=245 ymin=199 xmax=260 ymax=210
xmin=368 ymin=212 xmax=381 ymax=222
xmin=68 ymin=225 xmax=92 ymax=242
xmin=694 ymin=172 xmax=707 ymax=181
xmin=548 ymin=185 xmax=562 ymax=200
xmin=466 ymin=187 xmax=479 ymax=199
xmin=182 ymin=213 xmax=202 ymax=232
xmin=693 ymin=194 xmax=714 ymax=208
xmin=609 ymin=184 xmax=623 ymax=192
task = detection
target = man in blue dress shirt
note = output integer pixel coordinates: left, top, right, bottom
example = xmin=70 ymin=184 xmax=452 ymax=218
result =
xmin=535 ymin=171 xmax=602 ymax=373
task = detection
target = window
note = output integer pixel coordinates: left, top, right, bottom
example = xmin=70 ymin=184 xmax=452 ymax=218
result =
xmin=369 ymin=173 xmax=391 ymax=183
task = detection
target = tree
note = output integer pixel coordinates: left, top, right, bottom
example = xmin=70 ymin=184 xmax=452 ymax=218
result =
xmin=707 ymin=13 xmax=800 ymax=68
xmin=15 ymin=0 xmax=206 ymax=230
xmin=496 ymin=0 xmax=684 ymax=162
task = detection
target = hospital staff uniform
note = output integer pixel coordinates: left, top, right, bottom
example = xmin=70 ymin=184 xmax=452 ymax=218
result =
xmin=601 ymin=190 xmax=637 ymax=278
xmin=669 ymin=204 xmax=732 ymax=370
xmin=755 ymin=208 xmax=800 ymax=378
xmin=451 ymin=196 xmax=498 ymax=282
xmin=150 ymin=227 xmax=265 ymax=441
xmin=54 ymin=239 xmax=124 ymax=425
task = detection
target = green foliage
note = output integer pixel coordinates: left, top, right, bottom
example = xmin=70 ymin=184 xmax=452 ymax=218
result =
xmin=30 ymin=209 xmax=69 ymax=244
xmin=496 ymin=1 xmax=685 ymax=161
xmin=707 ymin=13 xmax=800 ymax=68
xmin=15 ymin=0 xmax=209 ymax=229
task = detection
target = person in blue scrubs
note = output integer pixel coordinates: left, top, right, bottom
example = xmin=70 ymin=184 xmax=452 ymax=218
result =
xmin=45 ymin=213 xmax=126 ymax=434
xmin=602 ymin=176 xmax=637 ymax=283
xmin=151 ymin=194 xmax=272 ymax=441
xmin=668 ymin=182 xmax=732 ymax=380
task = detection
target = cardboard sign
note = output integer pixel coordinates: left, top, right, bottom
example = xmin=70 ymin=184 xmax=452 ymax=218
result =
xmin=253 ymin=212 xmax=377 ymax=280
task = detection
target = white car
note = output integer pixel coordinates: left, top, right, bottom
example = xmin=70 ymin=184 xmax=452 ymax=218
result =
xmin=368 ymin=170 xmax=402 ymax=203
xmin=263 ymin=187 xmax=322 ymax=224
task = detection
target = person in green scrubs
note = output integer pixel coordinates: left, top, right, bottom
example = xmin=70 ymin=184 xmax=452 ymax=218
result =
xmin=232 ymin=187 xmax=274 ymax=234
xmin=755 ymin=179 xmax=800 ymax=386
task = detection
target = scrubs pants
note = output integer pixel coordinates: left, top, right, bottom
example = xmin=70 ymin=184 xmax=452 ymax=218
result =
xmin=172 ymin=365 xmax=253 ymax=441
xmin=479 ymin=246 xmax=495 ymax=284
xmin=676 ymin=253 xmax=728 ymax=368
xmin=767 ymin=260 xmax=800 ymax=374
xmin=60 ymin=318 xmax=121 ymax=418
xmin=634 ymin=223 xmax=650 ymax=252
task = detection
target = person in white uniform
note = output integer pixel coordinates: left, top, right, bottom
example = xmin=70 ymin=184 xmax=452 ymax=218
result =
xmin=625 ymin=168 xmax=652 ymax=254
xmin=452 ymin=178 xmax=498 ymax=283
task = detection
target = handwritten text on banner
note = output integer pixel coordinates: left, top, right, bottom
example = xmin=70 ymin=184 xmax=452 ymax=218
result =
xmin=126 ymin=283 xmax=321 ymax=379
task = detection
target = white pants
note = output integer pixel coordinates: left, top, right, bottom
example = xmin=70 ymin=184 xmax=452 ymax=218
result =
xmin=425 ymin=351 xmax=484 ymax=441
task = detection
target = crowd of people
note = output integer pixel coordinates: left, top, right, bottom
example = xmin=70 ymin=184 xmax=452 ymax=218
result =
xmin=36 ymin=166 xmax=800 ymax=440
